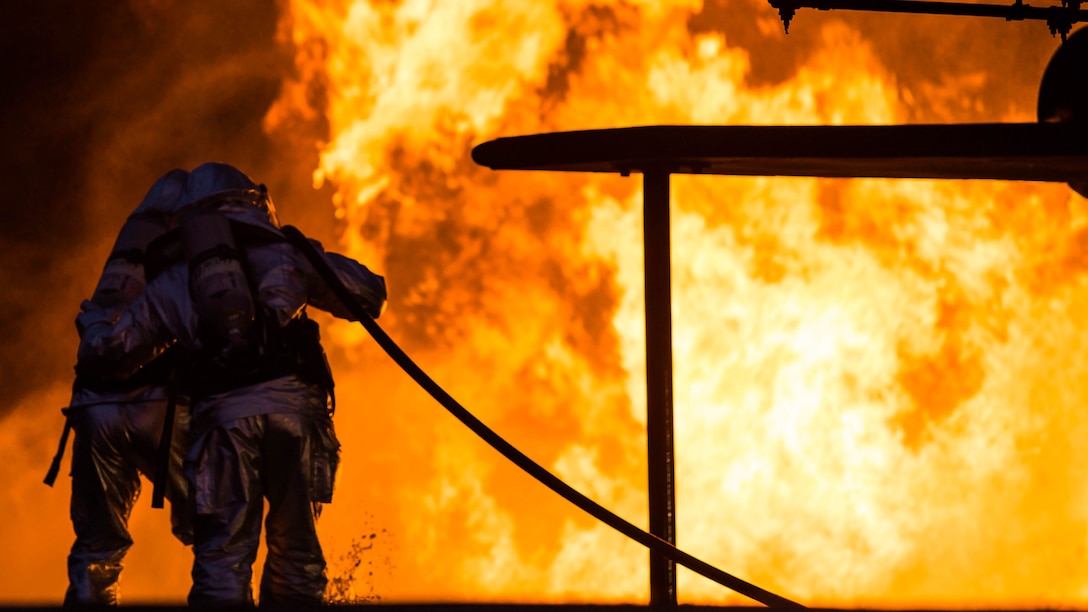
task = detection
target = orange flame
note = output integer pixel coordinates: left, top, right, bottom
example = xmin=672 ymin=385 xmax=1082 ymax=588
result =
xmin=268 ymin=0 xmax=1088 ymax=607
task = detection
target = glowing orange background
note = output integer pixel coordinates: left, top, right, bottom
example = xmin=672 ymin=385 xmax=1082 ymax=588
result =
xmin=1 ymin=1 xmax=1085 ymax=607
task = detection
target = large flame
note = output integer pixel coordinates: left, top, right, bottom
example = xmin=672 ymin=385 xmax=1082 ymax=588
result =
xmin=268 ymin=0 xmax=1088 ymax=607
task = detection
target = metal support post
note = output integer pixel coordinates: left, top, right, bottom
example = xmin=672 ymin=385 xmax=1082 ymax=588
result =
xmin=643 ymin=170 xmax=677 ymax=606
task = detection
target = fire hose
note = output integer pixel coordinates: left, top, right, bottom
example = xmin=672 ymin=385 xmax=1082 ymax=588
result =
xmin=281 ymin=225 xmax=804 ymax=609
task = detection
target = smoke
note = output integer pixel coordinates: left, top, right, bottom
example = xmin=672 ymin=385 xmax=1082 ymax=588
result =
xmin=0 ymin=1 xmax=334 ymax=604
xmin=0 ymin=1 xmax=335 ymax=414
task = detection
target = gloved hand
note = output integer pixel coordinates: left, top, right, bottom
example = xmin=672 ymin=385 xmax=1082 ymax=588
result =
xmin=75 ymin=300 xmax=122 ymax=337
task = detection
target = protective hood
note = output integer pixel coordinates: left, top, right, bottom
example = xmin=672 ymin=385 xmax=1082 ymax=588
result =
xmin=111 ymin=168 xmax=188 ymax=253
xmin=176 ymin=162 xmax=281 ymax=233
xmin=92 ymin=169 xmax=189 ymax=309
xmin=131 ymin=168 xmax=189 ymax=219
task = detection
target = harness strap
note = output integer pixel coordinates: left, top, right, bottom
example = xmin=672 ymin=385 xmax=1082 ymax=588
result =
xmin=42 ymin=407 xmax=72 ymax=487
xmin=186 ymin=243 xmax=244 ymax=272
xmin=185 ymin=315 xmax=335 ymax=406
xmin=151 ymin=367 xmax=179 ymax=509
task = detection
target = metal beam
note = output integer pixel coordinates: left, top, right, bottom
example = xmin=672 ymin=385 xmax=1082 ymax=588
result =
xmin=470 ymin=123 xmax=1088 ymax=183
xmin=767 ymin=0 xmax=1088 ymax=36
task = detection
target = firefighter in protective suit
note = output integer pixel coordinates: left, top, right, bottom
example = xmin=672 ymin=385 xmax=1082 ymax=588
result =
xmin=77 ymin=162 xmax=387 ymax=605
xmin=60 ymin=169 xmax=193 ymax=605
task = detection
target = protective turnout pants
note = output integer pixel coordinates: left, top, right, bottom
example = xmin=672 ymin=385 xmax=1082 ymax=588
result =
xmin=186 ymin=408 xmax=340 ymax=606
xmin=64 ymin=397 xmax=192 ymax=606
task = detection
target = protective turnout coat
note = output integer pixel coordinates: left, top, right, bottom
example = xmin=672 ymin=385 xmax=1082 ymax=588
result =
xmin=63 ymin=169 xmax=192 ymax=606
xmin=77 ymin=194 xmax=386 ymax=605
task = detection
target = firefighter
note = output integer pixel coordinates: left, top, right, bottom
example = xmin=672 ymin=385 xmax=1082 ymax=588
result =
xmin=76 ymin=162 xmax=386 ymax=605
xmin=60 ymin=169 xmax=193 ymax=606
